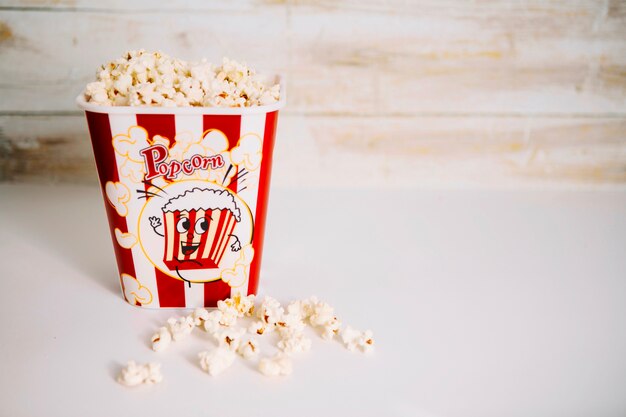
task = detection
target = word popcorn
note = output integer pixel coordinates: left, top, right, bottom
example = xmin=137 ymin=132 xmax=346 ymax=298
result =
xmin=118 ymin=294 xmax=374 ymax=386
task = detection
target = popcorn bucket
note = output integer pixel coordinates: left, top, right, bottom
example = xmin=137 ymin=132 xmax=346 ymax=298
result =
xmin=76 ymin=80 xmax=285 ymax=308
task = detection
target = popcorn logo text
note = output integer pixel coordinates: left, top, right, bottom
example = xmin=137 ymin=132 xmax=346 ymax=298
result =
xmin=140 ymin=144 xmax=225 ymax=181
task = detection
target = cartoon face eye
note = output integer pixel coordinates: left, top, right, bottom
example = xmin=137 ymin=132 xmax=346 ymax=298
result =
xmin=195 ymin=217 xmax=209 ymax=235
xmin=176 ymin=217 xmax=190 ymax=233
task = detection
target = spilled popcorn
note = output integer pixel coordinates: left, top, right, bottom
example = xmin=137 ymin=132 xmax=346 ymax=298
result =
xmin=118 ymin=294 xmax=374 ymax=386
xmin=83 ymin=50 xmax=280 ymax=107
xmin=117 ymin=361 xmax=163 ymax=387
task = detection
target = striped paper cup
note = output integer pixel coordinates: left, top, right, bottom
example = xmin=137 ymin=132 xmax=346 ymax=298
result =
xmin=76 ymin=79 xmax=285 ymax=308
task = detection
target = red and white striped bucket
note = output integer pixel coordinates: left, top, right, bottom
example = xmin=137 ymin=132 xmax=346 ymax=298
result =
xmin=77 ymin=80 xmax=285 ymax=308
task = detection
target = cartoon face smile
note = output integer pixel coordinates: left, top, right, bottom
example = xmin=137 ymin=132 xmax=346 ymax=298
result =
xmin=141 ymin=183 xmax=253 ymax=283
xmin=175 ymin=213 xmax=210 ymax=256
xmin=149 ymin=187 xmax=244 ymax=272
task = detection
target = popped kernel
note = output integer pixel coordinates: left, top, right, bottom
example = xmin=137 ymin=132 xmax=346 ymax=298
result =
xmin=198 ymin=347 xmax=236 ymax=376
xmin=320 ymin=316 xmax=342 ymax=341
xmin=277 ymin=333 xmax=312 ymax=355
xmin=236 ymin=338 xmax=260 ymax=359
xmin=214 ymin=327 xmax=246 ymax=351
xmin=258 ymin=354 xmax=292 ymax=377
xmin=151 ymin=326 xmax=172 ymax=352
xmin=117 ymin=361 xmax=163 ymax=386
xmin=217 ymin=299 xmax=239 ymax=326
xmin=257 ymin=296 xmax=284 ymax=326
xmin=191 ymin=308 xmax=210 ymax=327
xmin=232 ymin=293 xmax=256 ymax=317
xmin=202 ymin=310 xmax=223 ymax=335
xmin=340 ymin=326 xmax=375 ymax=353
xmin=167 ymin=316 xmax=194 ymax=341
xmin=248 ymin=320 xmax=272 ymax=335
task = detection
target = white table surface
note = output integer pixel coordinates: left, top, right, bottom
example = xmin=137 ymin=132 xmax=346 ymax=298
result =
xmin=0 ymin=184 xmax=625 ymax=417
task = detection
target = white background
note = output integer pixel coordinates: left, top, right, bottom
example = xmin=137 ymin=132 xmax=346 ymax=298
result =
xmin=0 ymin=184 xmax=625 ymax=416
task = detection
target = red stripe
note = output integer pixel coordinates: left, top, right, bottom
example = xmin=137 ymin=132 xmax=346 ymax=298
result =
xmin=183 ymin=210 xmax=197 ymax=261
xmin=172 ymin=211 xmax=181 ymax=262
xmin=85 ymin=112 xmax=138 ymax=304
xmin=209 ymin=210 xmax=228 ymax=262
xmin=215 ymin=217 xmax=236 ymax=266
xmin=202 ymin=115 xmax=242 ymax=305
xmin=196 ymin=209 xmax=211 ymax=259
xmin=215 ymin=212 xmax=233 ymax=262
xmin=137 ymin=114 xmax=186 ymax=307
xmin=247 ymin=111 xmax=278 ymax=295
xmin=202 ymin=115 xmax=241 ymax=192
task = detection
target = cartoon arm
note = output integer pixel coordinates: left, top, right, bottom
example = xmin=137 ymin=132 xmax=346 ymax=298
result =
xmin=149 ymin=216 xmax=164 ymax=237
xmin=229 ymin=234 xmax=241 ymax=252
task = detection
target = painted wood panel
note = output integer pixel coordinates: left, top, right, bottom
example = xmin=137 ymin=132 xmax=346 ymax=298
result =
xmin=0 ymin=1 xmax=625 ymax=114
xmin=2 ymin=115 xmax=624 ymax=186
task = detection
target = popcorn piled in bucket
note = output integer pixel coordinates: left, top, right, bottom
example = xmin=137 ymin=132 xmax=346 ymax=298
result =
xmin=84 ymin=50 xmax=280 ymax=107
xmin=117 ymin=295 xmax=374 ymax=385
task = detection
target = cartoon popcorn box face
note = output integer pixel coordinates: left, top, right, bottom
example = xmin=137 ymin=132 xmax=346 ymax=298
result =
xmin=152 ymin=188 xmax=242 ymax=271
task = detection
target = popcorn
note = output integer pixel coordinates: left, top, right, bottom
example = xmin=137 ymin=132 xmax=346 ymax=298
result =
xmin=257 ymin=296 xmax=284 ymax=327
xmin=84 ymin=50 xmax=280 ymax=108
xmin=167 ymin=316 xmax=194 ymax=341
xmin=217 ymin=299 xmax=239 ymax=326
xmin=340 ymin=326 xmax=375 ymax=353
xmin=214 ymin=327 xmax=246 ymax=351
xmin=277 ymin=333 xmax=312 ymax=355
xmin=151 ymin=326 xmax=172 ymax=352
xmin=320 ymin=316 xmax=342 ymax=341
xmin=307 ymin=298 xmax=342 ymax=340
xmin=198 ymin=347 xmax=236 ymax=376
xmin=232 ymin=293 xmax=255 ymax=317
xmin=309 ymin=300 xmax=336 ymax=327
xmin=248 ymin=320 xmax=272 ymax=335
xmin=236 ymin=338 xmax=260 ymax=359
xmin=117 ymin=294 xmax=375 ymax=382
xmin=202 ymin=310 xmax=224 ymax=335
xmin=258 ymin=354 xmax=292 ymax=377
xmin=286 ymin=299 xmax=314 ymax=321
xmin=276 ymin=310 xmax=306 ymax=332
xmin=191 ymin=308 xmax=210 ymax=327
xmin=117 ymin=361 xmax=163 ymax=386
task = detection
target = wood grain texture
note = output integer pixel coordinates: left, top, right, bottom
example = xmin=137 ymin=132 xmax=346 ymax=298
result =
xmin=2 ymin=115 xmax=624 ymax=186
xmin=0 ymin=1 xmax=625 ymax=114
xmin=1 ymin=1 xmax=625 ymax=186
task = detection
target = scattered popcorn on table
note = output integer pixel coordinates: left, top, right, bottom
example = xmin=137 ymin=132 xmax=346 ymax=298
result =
xmin=117 ymin=361 xmax=163 ymax=386
xmin=232 ymin=293 xmax=256 ymax=317
xmin=191 ymin=308 xmax=210 ymax=327
xmin=198 ymin=347 xmax=236 ymax=376
xmin=128 ymin=294 xmax=374 ymax=382
xmin=217 ymin=299 xmax=239 ymax=326
xmin=214 ymin=327 xmax=246 ymax=351
xmin=340 ymin=326 xmax=375 ymax=353
xmin=83 ymin=50 xmax=280 ymax=108
xmin=202 ymin=310 xmax=223 ymax=335
xmin=248 ymin=320 xmax=271 ymax=335
xmin=257 ymin=296 xmax=284 ymax=326
xmin=151 ymin=326 xmax=172 ymax=352
xmin=236 ymin=338 xmax=260 ymax=359
xmin=320 ymin=316 xmax=342 ymax=341
xmin=167 ymin=316 xmax=194 ymax=341
xmin=277 ymin=332 xmax=312 ymax=355
xmin=258 ymin=354 xmax=293 ymax=377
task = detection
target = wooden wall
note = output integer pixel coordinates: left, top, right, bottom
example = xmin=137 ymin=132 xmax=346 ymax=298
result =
xmin=1 ymin=0 xmax=625 ymax=187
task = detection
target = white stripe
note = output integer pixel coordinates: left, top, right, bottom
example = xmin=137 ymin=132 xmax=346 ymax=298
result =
xmin=175 ymin=114 xmax=206 ymax=308
xmin=231 ymin=113 xmax=266 ymax=298
xmin=108 ymin=114 xmax=161 ymax=307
